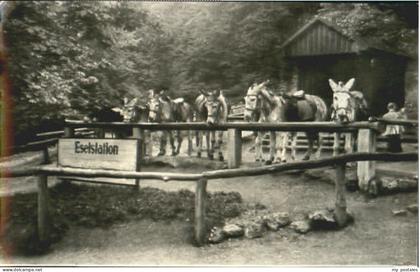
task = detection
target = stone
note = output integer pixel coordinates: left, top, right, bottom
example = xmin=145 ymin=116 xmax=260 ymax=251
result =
xmin=407 ymin=204 xmax=418 ymax=213
xmin=381 ymin=177 xmax=399 ymax=191
xmin=244 ymin=222 xmax=265 ymax=239
xmin=392 ymin=209 xmax=408 ymax=216
xmin=290 ymin=220 xmax=311 ymax=234
xmin=397 ymin=178 xmax=418 ymax=191
xmin=380 ymin=177 xmax=418 ymax=193
xmin=222 ymin=224 xmax=244 ymax=238
xmin=308 ymin=209 xmax=338 ymax=230
xmin=263 ymin=212 xmax=291 ymax=231
xmin=208 ymin=227 xmax=225 ymax=244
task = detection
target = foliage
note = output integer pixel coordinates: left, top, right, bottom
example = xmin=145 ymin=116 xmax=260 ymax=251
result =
xmin=140 ymin=2 xmax=319 ymax=101
xmin=4 ymin=2 xmax=417 ymax=141
xmin=316 ymin=3 xmax=417 ymax=57
xmin=4 ymin=1 xmax=167 ymax=142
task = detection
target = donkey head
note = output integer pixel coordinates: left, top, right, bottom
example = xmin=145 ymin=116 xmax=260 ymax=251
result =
xmin=147 ymin=89 xmax=162 ymax=122
xmin=204 ymin=90 xmax=222 ymax=125
xmin=112 ymin=97 xmax=139 ymax=123
xmin=243 ymin=80 xmax=270 ymax=121
xmin=244 ymin=83 xmax=262 ymax=121
xmin=329 ymin=78 xmax=355 ymax=122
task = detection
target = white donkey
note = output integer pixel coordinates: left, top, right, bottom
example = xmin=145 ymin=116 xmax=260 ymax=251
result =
xmin=329 ymin=78 xmax=369 ymax=155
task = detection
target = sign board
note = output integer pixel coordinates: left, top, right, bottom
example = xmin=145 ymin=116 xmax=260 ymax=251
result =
xmin=58 ymin=138 xmax=140 ymax=171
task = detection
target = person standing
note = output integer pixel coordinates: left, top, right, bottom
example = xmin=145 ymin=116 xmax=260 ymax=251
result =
xmin=382 ymin=102 xmax=403 ymax=152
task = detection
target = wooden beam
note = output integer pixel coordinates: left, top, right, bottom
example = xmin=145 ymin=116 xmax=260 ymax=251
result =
xmin=63 ymin=127 xmax=74 ymax=138
xmin=195 ymin=178 xmax=207 ymax=246
xmin=203 ymin=152 xmax=417 ymax=180
xmin=227 ymin=129 xmax=242 ymax=168
xmin=3 ymin=152 xmax=417 ymax=181
xmin=357 ymin=129 xmax=377 ymax=192
xmin=132 ymin=127 xmax=143 ymax=190
xmin=64 ymin=121 xmax=379 ymax=133
xmin=37 ymin=174 xmax=49 ymax=243
xmin=38 ymin=165 xmax=203 ymax=181
xmin=334 ymin=163 xmax=347 ymax=227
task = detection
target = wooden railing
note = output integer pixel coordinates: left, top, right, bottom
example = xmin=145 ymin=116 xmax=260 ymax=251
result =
xmin=6 ymin=128 xmax=95 ymax=154
xmin=63 ymin=119 xmax=417 ymax=191
xmin=2 ymin=151 xmax=417 ymax=246
xmin=2 ymin=119 xmax=416 ymax=247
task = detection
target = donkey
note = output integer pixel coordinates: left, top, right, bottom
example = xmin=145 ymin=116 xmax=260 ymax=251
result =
xmin=147 ymin=90 xmax=194 ymax=156
xmin=247 ymin=81 xmax=328 ymax=163
xmin=194 ymin=90 xmax=228 ymax=161
xmin=167 ymin=96 xmax=194 ymax=156
xmin=329 ymin=78 xmax=369 ymax=155
xmin=111 ymin=97 xmax=152 ymax=155
xmin=244 ymin=81 xmax=273 ymax=162
xmin=112 ymin=97 xmax=149 ymax=124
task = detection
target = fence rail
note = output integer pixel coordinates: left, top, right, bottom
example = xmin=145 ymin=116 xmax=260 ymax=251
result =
xmin=65 ymin=121 xmax=380 ymax=132
xmin=6 ymin=128 xmax=95 ymax=154
xmin=3 ymin=152 xmax=417 ymax=181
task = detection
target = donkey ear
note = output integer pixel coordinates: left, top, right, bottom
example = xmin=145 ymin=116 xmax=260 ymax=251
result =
xmin=344 ymin=78 xmax=355 ymax=91
xmin=328 ymin=79 xmax=338 ymax=92
xmin=127 ymin=98 xmax=138 ymax=107
xmin=112 ymin=107 xmax=122 ymax=114
xmin=148 ymin=89 xmax=155 ymax=98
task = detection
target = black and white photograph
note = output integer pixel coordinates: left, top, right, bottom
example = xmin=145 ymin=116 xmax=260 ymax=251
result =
xmin=0 ymin=0 xmax=418 ymax=269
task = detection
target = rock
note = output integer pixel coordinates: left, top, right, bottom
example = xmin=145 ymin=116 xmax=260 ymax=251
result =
xmin=392 ymin=209 xmax=408 ymax=216
xmin=290 ymin=220 xmax=311 ymax=234
xmin=263 ymin=212 xmax=291 ymax=231
xmin=407 ymin=204 xmax=418 ymax=213
xmin=208 ymin=227 xmax=225 ymax=243
xmin=222 ymin=224 xmax=244 ymax=238
xmin=380 ymin=177 xmax=418 ymax=193
xmin=244 ymin=222 xmax=265 ymax=239
xmin=381 ymin=177 xmax=399 ymax=191
xmin=308 ymin=209 xmax=338 ymax=230
xmin=397 ymin=178 xmax=418 ymax=191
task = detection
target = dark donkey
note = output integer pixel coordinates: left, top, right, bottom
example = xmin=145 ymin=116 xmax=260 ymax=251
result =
xmin=112 ymin=97 xmax=151 ymax=155
xmin=249 ymin=81 xmax=328 ymax=163
xmin=147 ymin=90 xmax=193 ymax=156
xmin=194 ymin=90 xmax=228 ymax=161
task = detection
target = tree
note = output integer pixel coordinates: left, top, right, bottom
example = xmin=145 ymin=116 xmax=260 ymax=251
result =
xmin=4 ymin=1 xmax=166 ymax=142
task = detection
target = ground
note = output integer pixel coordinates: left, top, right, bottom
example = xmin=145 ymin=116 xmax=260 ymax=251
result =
xmin=0 ymin=138 xmax=418 ymax=266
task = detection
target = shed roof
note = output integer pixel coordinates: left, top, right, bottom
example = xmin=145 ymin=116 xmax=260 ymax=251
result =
xmin=280 ymin=18 xmax=406 ymax=57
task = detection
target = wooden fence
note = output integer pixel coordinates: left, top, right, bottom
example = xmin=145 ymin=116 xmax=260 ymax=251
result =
xmin=7 ymin=128 xmax=94 ymax=154
xmin=63 ymin=119 xmax=417 ymax=191
xmin=2 ymin=119 xmax=416 ymax=247
xmin=3 ymin=150 xmax=417 ymax=246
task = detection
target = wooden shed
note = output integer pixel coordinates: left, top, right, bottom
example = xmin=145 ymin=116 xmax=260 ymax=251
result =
xmin=280 ymin=18 xmax=409 ymax=116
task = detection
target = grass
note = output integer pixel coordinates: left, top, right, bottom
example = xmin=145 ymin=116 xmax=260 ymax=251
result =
xmin=2 ymin=182 xmax=244 ymax=255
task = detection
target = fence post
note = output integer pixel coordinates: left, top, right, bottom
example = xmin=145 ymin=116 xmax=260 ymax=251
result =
xmin=334 ymin=163 xmax=347 ymax=227
xmin=227 ymin=128 xmax=242 ymax=168
xmin=132 ymin=127 xmax=143 ymax=189
xmin=357 ymin=128 xmax=377 ymax=192
xmin=64 ymin=127 xmax=74 ymax=138
xmin=37 ymin=174 xmax=49 ymax=243
xmin=187 ymin=130 xmax=193 ymax=156
xmin=42 ymin=146 xmax=50 ymax=164
xmin=333 ymin=132 xmax=340 ymax=156
xmin=195 ymin=178 xmax=207 ymax=246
